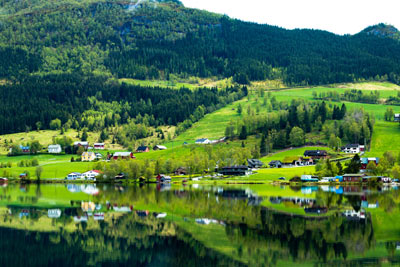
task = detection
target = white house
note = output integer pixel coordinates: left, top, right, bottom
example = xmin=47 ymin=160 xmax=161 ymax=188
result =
xmin=195 ymin=138 xmax=211 ymax=144
xmin=153 ymin=145 xmax=167 ymax=150
xmin=48 ymin=144 xmax=62 ymax=154
xmin=74 ymin=141 xmax=89 ymax=149
xmin=395 ymin=114 xmax=400 ymax=122
xmin=48 ymin=209 xmax=62 ymax=219
xmin=66 ymin=172 xmax=82 ymax=180
xmin=341 ymin=144 xmax=365 ymax=154
xmin=82 ymin=170 xmax=101 ymax=180
xmin=94 ymin=143 xmax=105 ymax=150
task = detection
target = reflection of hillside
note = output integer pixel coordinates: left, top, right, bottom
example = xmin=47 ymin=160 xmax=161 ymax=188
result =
xmin=0 ymin=211 xmax=244 ymax=266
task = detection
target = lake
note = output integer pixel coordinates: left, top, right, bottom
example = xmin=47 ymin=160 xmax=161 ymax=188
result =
xmin=0 ymin=182 xmax=399 ymax=266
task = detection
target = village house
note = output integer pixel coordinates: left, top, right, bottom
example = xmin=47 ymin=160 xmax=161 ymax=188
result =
xmin=19 ymin=145 xmax=30 ymax=153
xmin=174 ymin=167 xmax=187 ymax=175
xmin=48 ymin=144 xmax=62 ymax=154
xmin=136 ymin=146 xmax=150 ymax=153
xmin=74 ymin=141 xmax=89 ymax=149
xmin=82 ymin=170 xmax=101 ymax=180
xmin=153 ymin=145 xmax=167 ymax=151
xmin=81 ymin=151 xmax=96 ymax=162
xmin=361 ymin=157 xmax=379 ymax=169
xmin=66 ymin=172 xmax=82 ymax=180
xmin=195 ymin=138 xmax=211 ymax=144
xmin=112 ymin=152 xmax=135 ymax=160
xmin=394 ymin=113 xmax=400 ymax=122
xmin=247 ymin=159 xmax=264 ymax=169
xmin=342 ymin=173 xmax=365 ymax=182
xmin=301 ymin=175 xmax=319 ymax=182
xmin=304 ymin=150 xmax=328 ymax=160
xmin=219 ymin=165 xmax=251 ymax=176
xmin=94 ymin=143 xmax=105 ymax=150
xmin=281 ymin=156 xmax=314 ymax=167
xmin=341 ymin=144 xmax=365 ymax=154
xmin=268 ymin=160 xmax=283 ymax=168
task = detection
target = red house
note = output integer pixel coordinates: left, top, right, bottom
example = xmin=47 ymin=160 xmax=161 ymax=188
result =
xmin=94 ymin=143 xmax=105 ymax=150
xmin=361 ymin=157 xmax=379 ymax=170
xmin=112 ymin=152 xmax=135 ymax=160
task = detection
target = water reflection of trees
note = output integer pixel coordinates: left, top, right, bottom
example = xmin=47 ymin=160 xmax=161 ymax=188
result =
xmin=0 ymin=213 xmax=244 ymax=267
xmin=224 ymin=209 xmax=374 ymax=265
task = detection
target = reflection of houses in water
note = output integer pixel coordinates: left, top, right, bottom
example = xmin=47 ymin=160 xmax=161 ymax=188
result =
xmin=48 ymin=209 xmax=62 ymax=219
xmin=361 ymin=200 xmax=379 ymax=209
xmin=304 ymin=207 xmax=328 ymax=214
xmin=156 ymin=183 xmax=171 ymax=192
xmin=269 ymin=196 xmax=316 ymax=207
xmin=216 ymin=189 xmax=263 ymax=206
xmin=342 ymin=209 xmax=366 ymax=220
xmin=195 ymin=218 xmax=225 ymax=226
xmin=67 ymin=184 xmax=81 ymax=193
xmin=301 ymin=186 xmax=319 ymax=194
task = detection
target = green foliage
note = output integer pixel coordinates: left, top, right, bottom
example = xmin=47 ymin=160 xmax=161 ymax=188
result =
xmin=345 ymin=154 xmax=362 ymax=174
xmin=289 ymin=127 xmax=304 ymax=147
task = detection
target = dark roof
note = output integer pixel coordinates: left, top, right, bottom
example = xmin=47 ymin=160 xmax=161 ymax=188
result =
xmin=304 ymin=150 xmax=328 ymax=156
xmin=342 ymin=144 xmax=360 ymax=148
xmin=269 ymin=160 xmax=282 ymax=165
xmin=248 ymin=159 xmax=263 ymax=166
xmin=136 ymin=146 xmax=148 ymax=151
xmin=222 ymin=165 xmax=249 ymax=170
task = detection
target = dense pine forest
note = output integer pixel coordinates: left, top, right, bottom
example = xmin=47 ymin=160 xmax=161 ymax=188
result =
xmin=0 ymin=73 xmax=246 ymax=134
xmin=0 ymin=0 xmax=400 ymax=85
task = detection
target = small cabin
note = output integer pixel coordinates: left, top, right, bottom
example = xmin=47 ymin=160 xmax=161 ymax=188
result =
xmin=136 ymin=146 xmax=150 ymax=153
xmin=94 ymin=143 xmax=105 ymax=150
xmin=112 ymin=152 xmax=135 ymax=160
xmin=48 ymin=144 xmax=62 ymax=154
xmin=219 ymin=166 xmax=250 ymax=176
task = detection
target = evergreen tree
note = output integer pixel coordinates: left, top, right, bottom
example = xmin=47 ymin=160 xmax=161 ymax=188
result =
xmin=260 ymin=134 xmax=266 ymax=155
xmin=239 ymin=125 xmax=248 ymax=140
xmin=345 ymin=154 xmax=362 ymax=174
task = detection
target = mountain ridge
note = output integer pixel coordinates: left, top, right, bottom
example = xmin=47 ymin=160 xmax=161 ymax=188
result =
xmin=0 ymin=0 xmax=400 ymax=85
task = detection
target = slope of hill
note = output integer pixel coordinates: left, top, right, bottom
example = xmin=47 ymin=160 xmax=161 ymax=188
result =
xmin=0 ymin=0 xmax=400 ymax=85
xmin=361 ymin=23 xmax=400 ymax=41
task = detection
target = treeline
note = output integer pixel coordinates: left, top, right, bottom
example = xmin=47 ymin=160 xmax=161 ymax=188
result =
xmin=313 ymin=89 xmax=380 ymax=104
xmin=226 ymin=98 xmax=374 ymax=152
xmin=0 ymin=73 xmax=247 ymax=134
xmin=0 ymin=1 xmax=400 ymax=85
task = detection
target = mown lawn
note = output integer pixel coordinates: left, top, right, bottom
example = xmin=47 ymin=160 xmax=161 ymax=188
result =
xmin=366 ymin=120 xmax=400 ymax=157
xmin=260 ymin=146 xmax=332 ymax=163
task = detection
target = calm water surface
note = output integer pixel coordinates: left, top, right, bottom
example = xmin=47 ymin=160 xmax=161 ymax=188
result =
xmin=0 ymin=183 xmax=399 ymax=266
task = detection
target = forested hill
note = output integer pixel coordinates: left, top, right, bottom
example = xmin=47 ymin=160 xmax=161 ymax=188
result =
xmin=0 ymin=0 xmax=400 ymax=85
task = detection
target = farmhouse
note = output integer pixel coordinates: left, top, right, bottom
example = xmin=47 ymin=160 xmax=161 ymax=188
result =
xmin=304 ymin=150 xmax=328 ymax=159
xmin=94 ymin=143 xmax=105 ymax=150
xmin=394 ymin=114 xmax=400 ymax=122
xmin=66 ymin=172 xmax=82 ymax=180
xmin=341 ymin=144 xmax=365 ymax=154
xmin=174 ymin=167 xmax=187 ymax=175
xmin=74 ymin=141 xmax=89 ymax=149
xmin=247 ymin=159 xmax=264 ymax=168
xmin=48 ymin=144 xmax=62 ymax=154
xmin=195 ymin=138 xmax=211 ymax=144
xmin=153 ymin=145 xmax=167 ymax=151
xmin=82 ymin=170 xmax=101 ymax=180
xmin=81 ymin=152 xmax=96 ymax=162
xmin=301 ymin=175 xmax=319 ymax=182
xmin=268 ymin=160 xmax=282 ymax=168
xmin=343 ymin=174 xmax=365 ymax=182
xmin=361 ymin=157 xmax=379 ymax=169
xmin=136 ymin=146 xmax=149 ymax=153
xmin=219 ymin=165 xmax=250 ymax=176
xmin=112 ymin=152 xmax=135 ymax=160
xmin=19 ymin=145 xmax=30 ymax=153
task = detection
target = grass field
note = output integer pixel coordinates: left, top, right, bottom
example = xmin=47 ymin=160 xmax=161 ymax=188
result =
xmin=366 ymin=120 xmax=400 ymax=157
xmin=260 ymin=146 xmax=332 ymax=163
